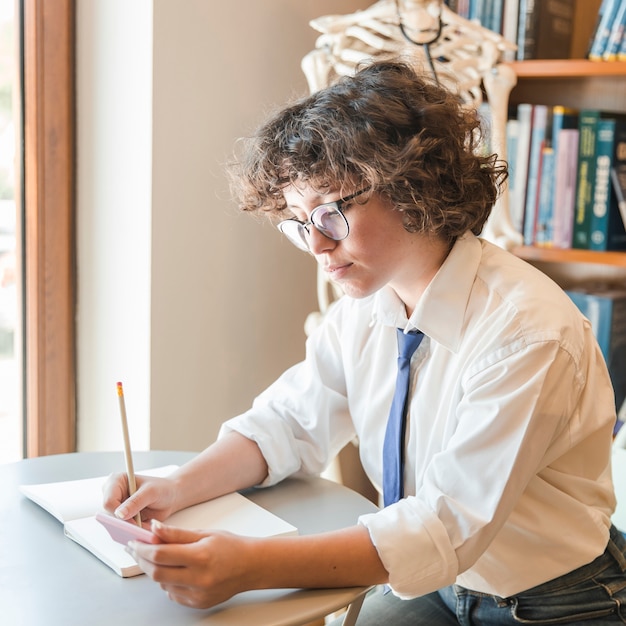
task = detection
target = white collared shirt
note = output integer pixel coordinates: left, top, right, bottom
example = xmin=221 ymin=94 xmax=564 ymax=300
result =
xmin=220 ymin=232 xmax=616 ymax=598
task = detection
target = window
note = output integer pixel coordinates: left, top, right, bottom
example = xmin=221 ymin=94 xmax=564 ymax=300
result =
xmin=0 ymin=0 xmax=19 ymax=462
xmin=0 ymin=0 xmax=75 ymax=461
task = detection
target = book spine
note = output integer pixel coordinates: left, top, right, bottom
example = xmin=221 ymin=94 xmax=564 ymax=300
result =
xmin=488 ymin=0 xmax=503 ymax=35
xmin=608 ymin=295 xmax=626 ymax=421
xmin=589 ymin=118 xmax=617 ymax=251
xmin=512 ymin=103 xmax=533 ymax=238
xmin=611 ymin=166 xmax=626 ymax=232
xmin=552 ymin=129 xmax=580 ymax=248
xmin=572 ymin=110 xmax=601 ymax=249
xmin=501 ymin=0 xmax=520 ymax=60
xmin=535 ymin=0 xmax=576 ymax=60
xmin=565 ymin=290 xmax=613 ymax=363
xmin=469 ymin=0 xmax=484 ymax=22
xmin=605 ymin=121 xmax=626 ymax=250
xmin=566 ymin=287 xmax=626 ymax=425
xmin=506 ymin=119 xmax=522 ymax=232
xmin=611 ymin=121 xmax=626 ymax=233
xmin=523 ymin=104 xmax=548 ymax=244
xmin=589 ymin=0 xmax=621 ymax=61
xmin=456 ymin=0 xmax=470 ymax=19
xmin=603 ymin=0 xmax=626 ymax=61
xmin=517 ymin=0 xmax=538 ymax=60
xmin=620 ymin=30 xmax=626 ymax=60
xmin=535 ymin=146 xmax=556 ymax=246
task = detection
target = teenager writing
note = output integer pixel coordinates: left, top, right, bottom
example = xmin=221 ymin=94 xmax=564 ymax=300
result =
xmin=104 ymin=60 xmax=626 ymax=624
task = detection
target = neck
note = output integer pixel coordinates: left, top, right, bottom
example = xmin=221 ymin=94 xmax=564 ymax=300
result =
xmin=393 ymin=234 xmax=453 ymax=317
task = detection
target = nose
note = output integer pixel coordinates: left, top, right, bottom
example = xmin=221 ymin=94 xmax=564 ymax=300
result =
xmin=306 ymin=226 xmax=337 ymax=255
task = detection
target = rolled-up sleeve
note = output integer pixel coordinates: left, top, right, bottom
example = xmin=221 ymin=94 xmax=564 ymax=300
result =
xmin=359 ymin=498 xmax=459 ymax=597
xmin=219 ymin=315 xmax=357 ymax=487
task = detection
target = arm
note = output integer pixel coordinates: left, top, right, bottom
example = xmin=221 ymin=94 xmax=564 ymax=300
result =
xmin=105 ymin=431 xmax=269 ymax=523
xmin=126 ymin=521 xmax=388 ymax=609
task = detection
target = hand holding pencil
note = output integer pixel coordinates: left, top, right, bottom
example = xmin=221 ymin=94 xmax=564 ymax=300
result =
xmin=116 ymin=382 xmax=143 ymax=526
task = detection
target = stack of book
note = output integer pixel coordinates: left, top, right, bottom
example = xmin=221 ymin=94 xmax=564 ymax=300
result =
xmin=587 ymin=0 xmax=626 ymax=62
xmin=565 ymin=283 xmax=626 ymax=434
xmin=444 ymin=0 xmax=580 ymax=61
xmin=506 ymin=104 xmax=626 ymax=251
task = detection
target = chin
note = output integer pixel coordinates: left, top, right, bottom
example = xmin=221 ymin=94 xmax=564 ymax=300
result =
xmin=339 ymin=283 xmax=379 ymax=300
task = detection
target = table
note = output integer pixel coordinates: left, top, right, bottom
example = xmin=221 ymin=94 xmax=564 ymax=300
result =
xmin=1 ymin=451 xmax=379 ymax=626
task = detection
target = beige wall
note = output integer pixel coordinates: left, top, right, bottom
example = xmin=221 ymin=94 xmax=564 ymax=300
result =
xmin=76 ymin=1 xmax=366 ymax=452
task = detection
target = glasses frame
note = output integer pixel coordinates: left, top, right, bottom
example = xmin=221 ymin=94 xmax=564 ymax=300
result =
xmin=277 ymin=188 xmax=369 ymax=252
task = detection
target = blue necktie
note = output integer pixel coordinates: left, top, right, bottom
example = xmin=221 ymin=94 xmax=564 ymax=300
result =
xmin=382 ymin=328 xmax=424 ymax=507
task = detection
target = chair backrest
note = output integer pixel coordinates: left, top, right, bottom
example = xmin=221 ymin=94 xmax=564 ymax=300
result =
xmin=612 ymin=426 xmax=626 ymax=532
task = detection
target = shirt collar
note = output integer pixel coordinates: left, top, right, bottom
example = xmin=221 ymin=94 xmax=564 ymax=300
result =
xmin=371 ymin=231 xmax=482 ymax=352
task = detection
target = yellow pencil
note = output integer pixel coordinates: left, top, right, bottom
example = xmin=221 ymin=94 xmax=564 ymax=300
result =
xmin=116 ymin=382 xmax=142 ymax=526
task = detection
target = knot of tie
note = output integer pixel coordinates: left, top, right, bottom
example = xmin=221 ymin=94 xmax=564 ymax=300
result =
xmin=382 ymin=328 xmax=424 ymax=507
xmin=397 ymin=329 xmax=424 ymax=363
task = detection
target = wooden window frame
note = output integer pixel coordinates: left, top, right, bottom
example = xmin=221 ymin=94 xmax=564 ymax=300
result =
xmin=21 ymin=0 xmax=75 ymax=456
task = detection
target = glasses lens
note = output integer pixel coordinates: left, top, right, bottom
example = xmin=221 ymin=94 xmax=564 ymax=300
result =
xmin=312 ymin=205 xmax=349 ymax=240
xmin=277 ymin=220 xmax=310 ymax=251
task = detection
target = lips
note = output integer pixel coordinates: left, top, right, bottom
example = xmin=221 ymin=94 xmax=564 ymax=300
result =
xmin=324 ymin=263 xmax=352 ymax=279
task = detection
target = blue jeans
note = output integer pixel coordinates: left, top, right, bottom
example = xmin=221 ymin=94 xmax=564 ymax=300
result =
xmin=338 ymin=526 xmax=626 ymax=625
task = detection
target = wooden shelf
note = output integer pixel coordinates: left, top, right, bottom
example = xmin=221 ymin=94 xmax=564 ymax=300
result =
xmin=514 ymin=246 xmax=626 ymax=268
xmin=505 ymin=60 xmax=626 ymax=79
xmin=506 ymin=60 xmax=626 ymax=125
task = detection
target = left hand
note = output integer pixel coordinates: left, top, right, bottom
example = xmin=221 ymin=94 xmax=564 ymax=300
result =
xmin=126 ymin=521 xmax=254 ymax=609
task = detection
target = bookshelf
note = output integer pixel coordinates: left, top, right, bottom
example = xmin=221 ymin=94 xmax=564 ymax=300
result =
xmin=514 ymin=246 xmax=626 ymax=268
xmin=505 ymin=60 xmax=626 ymax=281
xmin=505 ymin=60 xmax=626 ymax=113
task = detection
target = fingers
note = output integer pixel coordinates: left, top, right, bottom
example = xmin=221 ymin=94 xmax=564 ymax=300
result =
xmin=150 ymin=520 xmax=206 ymax=544
xmin=126 ymin=536 xmax=205 ymax=587
xmin=162 ymin=584 xmax=230 ymax=610
xmin=102 ymin=474 xmax=167 ymax=523
xmin=126 ymin=528 xmax=247 ymax=610
xmin=127 ymin=524 xmax=210 ymax=570
xmin=101 ymin=472 xmax=130 ymax=514
xmin=113 ymin=490 xmax=148 ymax=522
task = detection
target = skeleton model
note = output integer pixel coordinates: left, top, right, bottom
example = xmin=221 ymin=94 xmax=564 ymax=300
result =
xmin=301 ymin=1 xmax=521 ymax=329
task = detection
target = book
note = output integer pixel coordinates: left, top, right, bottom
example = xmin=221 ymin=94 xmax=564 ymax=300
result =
xmin=534 ymin=145 xmax=556 ymax=246
xmin=534 ymin=0 xmax=576 ymax=59
xmin=523 ymin=104 xmax=549 ymax=244
xmin=501 ymin=0 xmax=520 ymax=60
xmin=572 ymin=109 xmax=601 ymax=248
xmin=612 ymin=165 xmax=626 ymax=228
xmin=516 ymin=0 xmax=537 ymax=60
xmin=20 ymin=465 xmax=298 ymax=577
xmin=510 ymin=103 xmax=533 ymax=237
xmin=552 ymin=128 xmax=580 ymax=248
xmin=486 ymin=0 xmax=503 ymax=35
xmin=589 ymin=118 xmax=626 ymax=250
xmin=517 ymin=0 xmax=575 ymax=59
xmin=506 ymin=118 xmax=522 ymax=232
xmin=547 ymin=106 xmax=578 ymax=246
xmin=468 ymin=0 xmax=485 ymax=22
xmin=550 ymin=105 xmax=578 ymax=150
xmin=619 ymin=20 xmax=626 ymax=59
xmin=603 ymin=0 xmax=626 ymax=61
xmin=566 ymin=285 xmax=626 ymax=426
xmin=589 ymin=0 xmax=622 ymax=60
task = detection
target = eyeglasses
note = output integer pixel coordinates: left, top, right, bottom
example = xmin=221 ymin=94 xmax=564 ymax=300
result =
xmin=277 ymin=188 xmax=369 ymax=252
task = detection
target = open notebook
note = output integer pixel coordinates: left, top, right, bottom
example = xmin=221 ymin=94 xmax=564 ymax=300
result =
xmin=20 ymin=465 xmax=298 ymax=577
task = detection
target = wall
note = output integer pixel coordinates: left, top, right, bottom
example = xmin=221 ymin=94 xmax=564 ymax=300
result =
xmin=76 ymin=0 xmax=366 ymax=452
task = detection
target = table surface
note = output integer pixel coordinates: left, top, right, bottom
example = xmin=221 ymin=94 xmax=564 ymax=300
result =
xmin=1 ymin=450 xmax=378 ymax=626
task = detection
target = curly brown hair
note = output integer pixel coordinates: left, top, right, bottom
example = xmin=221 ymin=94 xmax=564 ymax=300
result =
xmin=229 ymin=59 xmax=507 ymax=243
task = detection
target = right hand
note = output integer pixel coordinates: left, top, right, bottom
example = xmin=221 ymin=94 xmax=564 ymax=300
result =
xmin=102 ymin=473 xmax=179 ymax=525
